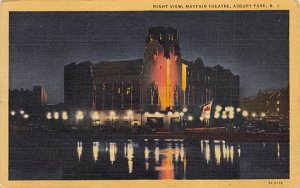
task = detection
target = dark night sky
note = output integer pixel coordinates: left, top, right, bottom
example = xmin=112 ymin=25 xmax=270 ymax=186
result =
xmin=9 ymin=11 xmax=289 ymax=104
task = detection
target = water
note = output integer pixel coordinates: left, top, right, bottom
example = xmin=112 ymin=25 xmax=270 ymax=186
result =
xmin=9 ymin=133 xmax=289 ymax=180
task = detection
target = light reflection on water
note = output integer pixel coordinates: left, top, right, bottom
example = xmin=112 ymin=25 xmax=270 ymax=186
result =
xmin=76 ymin=141 xmax=82 ymax=161
xmin=73 ymin=139 xmax=288 ymax=180
xmin=9 ymin=137 xmax=288 ymax=180
xmin=75 ymin=139 xmax=287 ymax=180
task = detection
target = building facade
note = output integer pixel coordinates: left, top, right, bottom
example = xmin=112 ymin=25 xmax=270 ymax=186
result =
xmin=64 ymin=26 xmax=240 ymax=125
xmin=240 ymin=87 xmax=289 ymax=119
xmin=9 ymin=86 xmax=48 ymax=118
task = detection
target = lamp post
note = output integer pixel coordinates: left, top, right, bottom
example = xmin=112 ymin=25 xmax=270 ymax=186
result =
xmin=183 ymin=107 xmax=188 ymax=113
xmin=180 ymin=112 xmax=185 ymax=127
xmin=187 ymin=115 xmax=193 ymax=127
xmin=46 ymin=112 xmax=52 ymax=131
xmin=62 ymin=111 xmax=68 ymax=120
xmin=10 ymin=110 xmax=16 ymax=116
xmin=76 ymin=111 xmax=84 ymax=127
xmin=91 ymin=111 xmax=99 ymax=126
xmin=23 ymin=114 xmax=29 ymax=119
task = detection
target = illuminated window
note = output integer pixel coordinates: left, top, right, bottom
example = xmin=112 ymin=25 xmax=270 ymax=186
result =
xmin=126 ymin=88 xmax=131 ymax=95
xmin=118 ymin=87 xmax=121 ymax=94
xmin=276 ymin=100 xmax=280 ymax=105
xmin=160 ymin=33 xmax=162 ymax=40
xmin=208 ymin=76 xmax=210 ymax=80
xmin=277 ymin=108 xmax=280 ymax=112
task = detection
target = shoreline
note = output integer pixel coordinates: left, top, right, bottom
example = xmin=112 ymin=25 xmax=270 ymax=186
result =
xmin=9 ymin=129 xmax=289 ymax=142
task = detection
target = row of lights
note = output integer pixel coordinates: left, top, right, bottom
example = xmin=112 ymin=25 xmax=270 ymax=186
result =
xmin=144 ymin=107 xmax=194 ymax=121
xmin=47 ymin=110 xmax=135 ymax=121
xmin=10 ymin=110 xmax=29 ymax=119
xmin=12 ymin=106 xmax=266 ymax=122
xmin=47 ymin=111 xmax=68 ymax=120
xmin=213 ymin=105 xmax=266 ymax=120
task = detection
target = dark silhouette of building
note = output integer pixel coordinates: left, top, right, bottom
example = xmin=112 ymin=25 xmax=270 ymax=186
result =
xmin=64 ymin=61 xmax=94 ymax=111
xmin=181 ymin=59 xmax=239 ymax=112
xmin=240 ymin=86 xmax=289 ymax=119
xmin=9 ymin=86 xmax=47 ymax=118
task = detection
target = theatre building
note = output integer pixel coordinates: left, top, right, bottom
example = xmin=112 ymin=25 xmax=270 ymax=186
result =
xmin=64 ymin=26 xmax=239 ymax=126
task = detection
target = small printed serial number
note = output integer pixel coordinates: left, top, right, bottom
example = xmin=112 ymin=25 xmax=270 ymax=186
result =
xmin=268 ymin=181 xmax=283 ymax=185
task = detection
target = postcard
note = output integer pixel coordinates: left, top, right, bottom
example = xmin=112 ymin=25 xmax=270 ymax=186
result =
xmin=0 ymin=0 xmax=299 ymax=187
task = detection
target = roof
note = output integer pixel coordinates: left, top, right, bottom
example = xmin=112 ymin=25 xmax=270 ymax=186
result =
xmin=92 ymin=59 xmax=143 ymax=77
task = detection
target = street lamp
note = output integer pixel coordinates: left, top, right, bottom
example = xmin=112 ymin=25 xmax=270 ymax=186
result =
xmin=127 ymin=110 xmax=134 ymax=126
xmin=62 ymin=111 xmax=68 ymax=120
xmin=76 ymin=111 xmax=84 ymax=120
xmin=242 ymin=110 xmax=248 ymax=117
xmin=109 ymin=111 xmax=116 ymax=117
xmin=20 ymin=110 xmax=24 ymax=115
xmin=10 ymin=111 xmax=16 ymax=116
xmin=236 ymin=107 xmax=241 ymax=112
xmin=214 ymin=113 xmax=220 ymax=119
xmin=46 ymin=112 xmax=52 ymax=120
xmin=188 ymin=115 xmax=193 ymax=127
xmin=91 ymin=111 xmax=99 ymax=120
xmin=183 ymin=107 xmax=188 ymax=113
xmin=179 ymin=112 xmax=184 ymax=127
xmin=174 ymin=111 xmax=179 ymax=117
xmin=127 ymin=110 xmax=133 ymax=116
xmin=24 ymin=114 xmax=29 ymax=119
xmin=109 ymin=111 xmax=116 ymax=126
xmin=167 ymin=111 xmax=173 ymax=117
xmin=251 ymin=112 xmax=257 ymax=118
xmin=261 ymin=112 xmax=266 ymax=118
xmin=215 ymin=105 xmax=222 ymax=112
xmin=54 ymin=112 xmax=59 ymax=120
xmin=222 ymin=114 xmax=227 ymax=119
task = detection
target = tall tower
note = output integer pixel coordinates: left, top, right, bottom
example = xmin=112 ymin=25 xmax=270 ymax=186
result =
xmin=143 ymin=26 xmax=182 ymax=111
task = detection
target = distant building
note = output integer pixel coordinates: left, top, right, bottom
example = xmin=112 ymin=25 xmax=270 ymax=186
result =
xmin=240 ymin=87 xmax=289 ymax=119
xmin=9 ymin=86 xmax=47 ymax=117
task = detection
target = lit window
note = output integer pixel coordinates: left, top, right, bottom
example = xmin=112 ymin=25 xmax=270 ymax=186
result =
xmin=118 ymin=88 xmax=121 ymax=94
xmin=160 ymin=33 xmax=162 ymax=40
xmin=126 ymin=88 xmax=131 ymax=95
xmin=277 ymin=108 xmax=280 ymax=112
xmin=276 ymin=100 xmax=280 ymax=105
